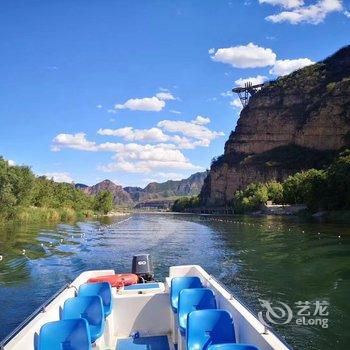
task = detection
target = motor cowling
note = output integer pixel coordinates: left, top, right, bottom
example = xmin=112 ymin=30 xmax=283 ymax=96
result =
xmin=131 ymin=254 xmax=154 ymax=282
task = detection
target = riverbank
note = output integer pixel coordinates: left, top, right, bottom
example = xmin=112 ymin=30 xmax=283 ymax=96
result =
xmin=0 ymin=206 xmax=95 ymax=224
xmin=0 ymin=206 xmax=130 ymax=225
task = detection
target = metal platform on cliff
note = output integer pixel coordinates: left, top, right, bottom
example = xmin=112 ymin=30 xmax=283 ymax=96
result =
xmin=232 ymin=82 xmax=266 ymax=107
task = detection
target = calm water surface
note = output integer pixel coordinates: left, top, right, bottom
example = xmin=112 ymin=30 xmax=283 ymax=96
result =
xmin=0 ymin=214 xmax=349 ymax=349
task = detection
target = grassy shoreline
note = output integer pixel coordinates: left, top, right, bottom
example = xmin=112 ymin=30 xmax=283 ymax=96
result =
xmin=0 ymin=206 xmax=96 ymax=225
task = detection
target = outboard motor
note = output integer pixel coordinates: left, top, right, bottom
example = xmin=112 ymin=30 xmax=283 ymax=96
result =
xmin=132 ymin=254 xmax=154 ymax=282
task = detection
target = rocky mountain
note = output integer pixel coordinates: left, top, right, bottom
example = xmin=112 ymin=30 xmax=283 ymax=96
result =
xmin=75 ymin=183 xmax=89 ymax=190
xmin=201 ymin=45 xmax=350 ymax=206
xmin=80 ymin=171 xmax=208 ymax=206
xmin=125 ymin=171 xmax=208 ymax=202
xmin=84 ymin=179 xmax=133 ymax=206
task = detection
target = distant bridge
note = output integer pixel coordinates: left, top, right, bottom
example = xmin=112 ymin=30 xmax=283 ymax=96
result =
xmin=133 ymin=199 xmax=175 ymax=211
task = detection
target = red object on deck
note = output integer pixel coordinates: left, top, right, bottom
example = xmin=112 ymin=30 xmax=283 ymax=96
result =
xmin=87 ymin=274 xmax=138 ymax=288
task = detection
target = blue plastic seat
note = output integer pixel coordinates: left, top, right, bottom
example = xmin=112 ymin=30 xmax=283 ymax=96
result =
xmin=38 ymin=318 xmax=92 ymax=350
xmin=170 ymin=276 xmax=202 ymax=313
xmin=62 ymin=296 xmax=105 ymax=343
xmin=79 ymin=282 xmax=112 ymax=317
xmin=208 ymin=344 xmax=260 ymax=350
xmin=187 ymin=310 xmax=236 ymax=350
xmin=178 ymin=288 xmax=217 ymax=335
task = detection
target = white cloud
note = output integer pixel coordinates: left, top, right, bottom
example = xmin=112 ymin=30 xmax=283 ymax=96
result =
xmin=96 ymin=104 xmax=103 ymax=109
xmin=52 ymin=114 xmax=221 ymax=174
xmin=210 ymin=43 xmax=276 ymax=68
xmin=235 ymin=75 xmax=268 ymax=86
xmin=344 ymin=10 xmax=350 ymax=17
xmin=265 ymin=0 xmax=343 ymax=24
xmin=156 ymin=172 xmax=185 ymax=181
xmin=113 ymin=90 xmax=176 ymax=112
xmin=191 ymin=115 xmax=211 ymax=125
xmin=100 ymin=160 xmax=202 ymax=173
xmin=44 ymin=172 xmax=73 ymax=183
xmin=221 ymin=91 xmax=233 ymax=98
xmin=107 ymin=109 xmax=117 ymax=114
xmin=155 ymin=92 xmax=176 ymax=100
xmin=170 ymin=109 xmax=182 ymax=114
xmin=269 ymin=58 xmax=314 ymax=75
xmin=7 ymin=159 xmax=16 ymax=166
xmin=51 ymin=133 xmax=97 ymax=152
xmin=157 ymin=119 xmax=224 ymax=147
xmin=97 ymin=124 xmax=218 ymax=150
xmin=98 ymin=127 xmax=169 ymax=143
xmin=259 ymin=0 xmax=304 ymax=8
xmin=208 ymin=48 xmax=215 ymax=55
xmin=230 ymin=98 xmax=243 ymax=109
xmin=51 ymin=133 xmax=202 ymax=173
xmin=98 ymin=143 xmax=202 ymax=173
xmin=115 ymin=96 xmax=165 ymax=112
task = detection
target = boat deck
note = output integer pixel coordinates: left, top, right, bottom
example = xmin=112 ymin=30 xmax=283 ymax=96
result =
xmin=116 ymin=335 xmax=172 ymax=350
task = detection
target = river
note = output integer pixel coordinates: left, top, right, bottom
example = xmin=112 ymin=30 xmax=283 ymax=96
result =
xmin=0 ymin=214 xmax=349 ymax=349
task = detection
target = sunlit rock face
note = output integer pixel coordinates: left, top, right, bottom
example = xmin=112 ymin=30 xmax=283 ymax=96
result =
xmin=201 ymin=46 xmax=350 ymax=206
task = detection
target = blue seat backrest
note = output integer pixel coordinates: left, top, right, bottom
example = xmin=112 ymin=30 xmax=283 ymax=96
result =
xmin=62 ymin=296 xmax=104 ymax=326
xmin=208 ymin=344 xmax=260 ymax=350
xmin=62 ymin=295 xmax=105 ymax=343
xmin=79 ymin=282 xmax=112 ymax=317
xmin=170 ymin=276 xmax=202 ymax=313
xmin=178 ymin=288 xmax=217 ymax=334
xmin=38 ymin=318 xmax=92 ymax=350
xmin=187 ymin=310 xmax=236 ymax=350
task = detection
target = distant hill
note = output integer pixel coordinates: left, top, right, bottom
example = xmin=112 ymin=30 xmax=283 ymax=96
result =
xmin=75 ymin=183 xmax=89 ymax=190
xmin=84 ymin=179 xmax=133 ymax=206
xmin=80 ymin=171 xmax=208 ymax=206
xmin=124 ymin=171 xmax=208 ymax=202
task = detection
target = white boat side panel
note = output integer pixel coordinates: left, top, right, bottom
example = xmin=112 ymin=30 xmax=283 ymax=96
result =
xmin=113 ymin=293 xmax=171 ymax=338
xmin=168 ymin=265 xmax=290 ymax=350
xmin=4 ymin=288 xmax=76 ymax=350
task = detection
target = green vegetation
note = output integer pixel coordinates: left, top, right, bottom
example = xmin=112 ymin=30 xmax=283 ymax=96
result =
xmin=233 ymin=183 xmax=268 ymax=213
xmin=93 ymin=190 xmax=114 ymax=214
xmin=232 ymin=150 xmax=350 ymax=213
xmin=172 ymin=196 xmax=200 ymax=212
xmin=0 ymin=157 xmax=115 ymax=223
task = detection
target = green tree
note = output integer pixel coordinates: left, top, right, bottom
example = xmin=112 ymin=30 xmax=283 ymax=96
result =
xmin=282 ymin=169 xmax=327 ymax=208
xmin=233 ymin=183 xmax=268 ymax=213
xmin=266 ymin=181 xmax=284 ymax=204
xmin=325 ymin=151 xmax=350 ymax=209
xmin=172 ymin=196 xmax=200 ymax=212
xmin=93 ymin=190 xmax=114 ymax=214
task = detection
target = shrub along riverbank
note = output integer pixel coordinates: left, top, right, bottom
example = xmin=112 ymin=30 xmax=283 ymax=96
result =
xmin=173 ymin=150 xmax=350 ymax=214
xmin=0 ymin=157 xmax=114 ymax=223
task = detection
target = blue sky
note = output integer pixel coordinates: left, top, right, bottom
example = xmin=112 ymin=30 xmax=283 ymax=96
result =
xmin=0 ymin=0 xmax=349 ymax=187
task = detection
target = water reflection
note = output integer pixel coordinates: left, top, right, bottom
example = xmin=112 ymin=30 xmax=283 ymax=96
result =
xmin=0 ymin=214 xmax=349 ymax=349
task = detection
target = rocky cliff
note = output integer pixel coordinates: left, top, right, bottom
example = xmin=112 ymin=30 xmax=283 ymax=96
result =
xmin=201 ymin=45 xmax=350 ymax=206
